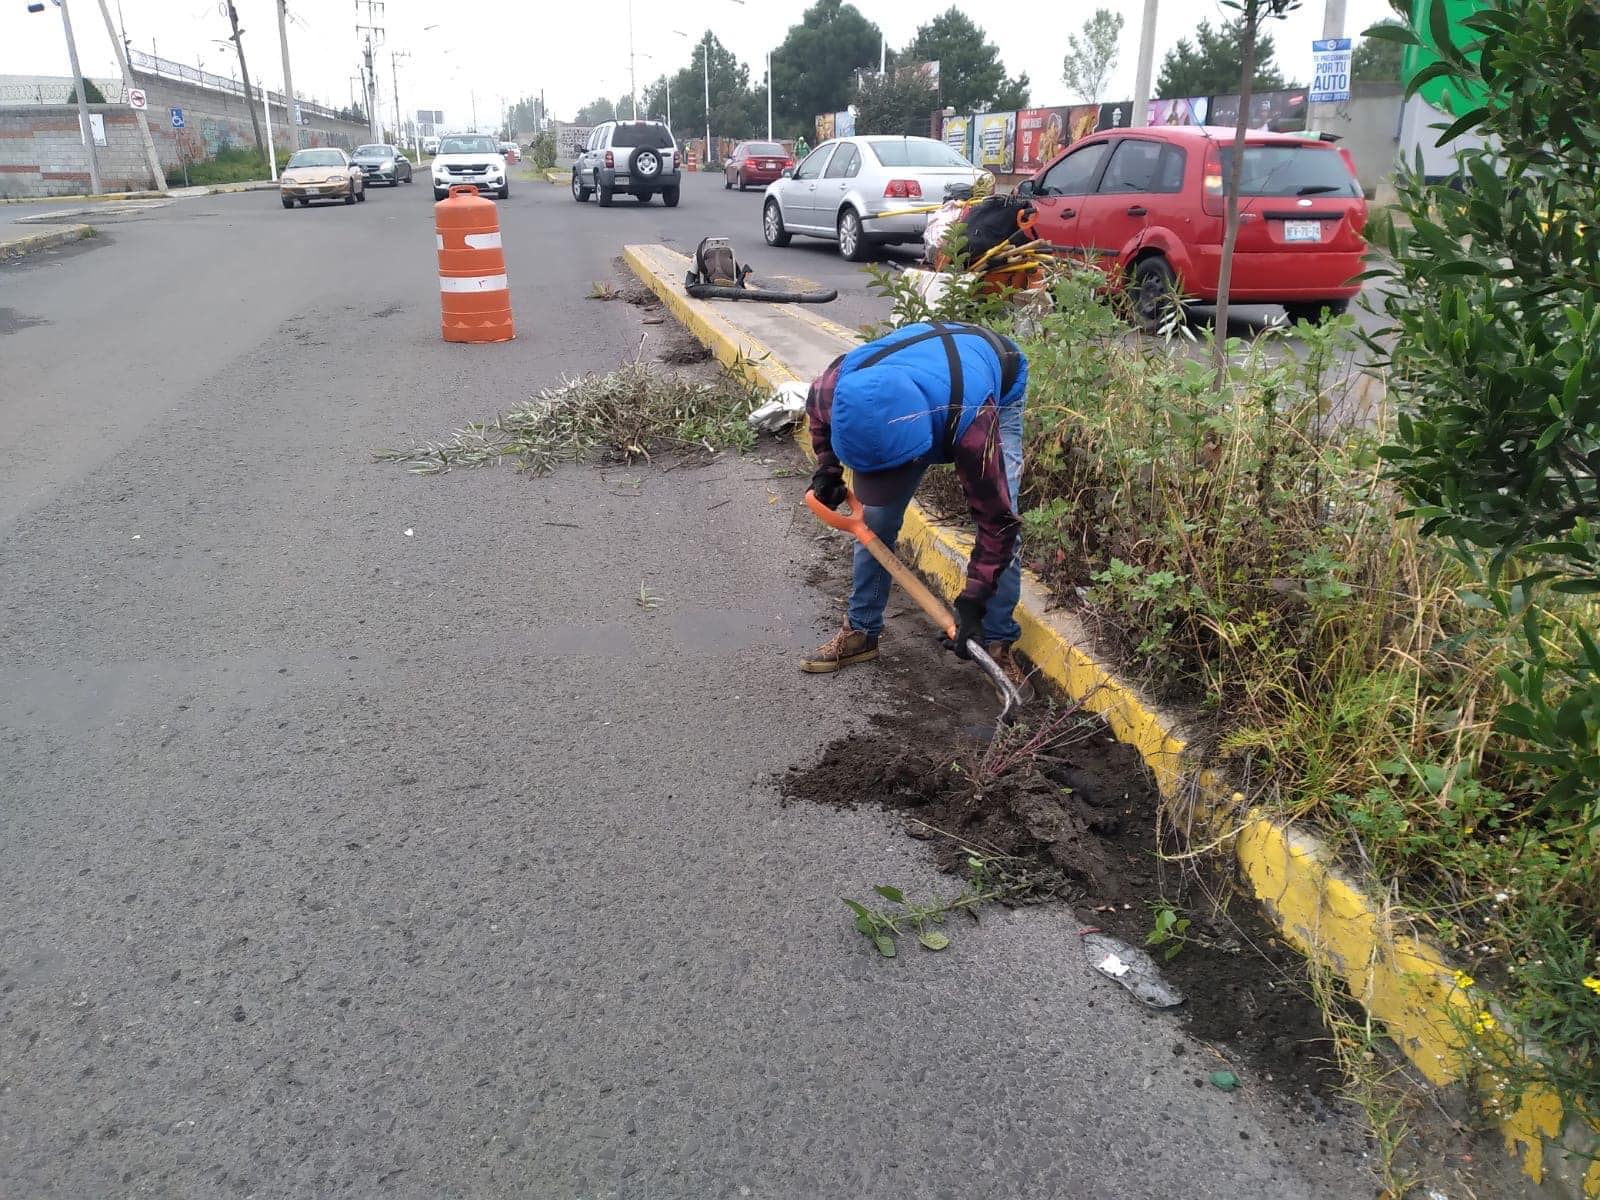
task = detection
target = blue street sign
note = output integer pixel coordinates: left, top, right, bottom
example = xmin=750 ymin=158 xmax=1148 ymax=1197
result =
xmin=1309 ymin=38 xmax=1353 ymax=104
xmin=170 ymin=106 xmax=185 ymax=129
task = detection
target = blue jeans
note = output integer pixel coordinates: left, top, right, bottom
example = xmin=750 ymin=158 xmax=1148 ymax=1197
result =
xmin=847 ymin=401 xmax=1024 ymax=645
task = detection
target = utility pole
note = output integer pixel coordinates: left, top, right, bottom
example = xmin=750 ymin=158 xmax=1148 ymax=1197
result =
xmin=703 ymin=32 xmax=711 ymax=168
xmin=1308 ymin=0 xmax=1347 ymax=133
xmin=1130 ymin=0 xmax=1159 ymax=127
xmin=628 ymin=0 xmax=638 ymax=119
xmin=94 ymin=0 xmax=166 ymax=192
xmin=355 ymin=0 xmax=385 ymax=142
xmin=57 ymin=0 xmax=102 ymax=195
xmin=276 ymin=0 xmax=299 ymax=149
xmin=390 ymin=50 xmax=410 ymax=151
xmin=222 ymin=0 xmax=267 ymax=159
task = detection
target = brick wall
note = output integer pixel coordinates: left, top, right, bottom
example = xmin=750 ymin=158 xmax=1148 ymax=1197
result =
xmin=0 ymin=105 xmax=154 ymax=197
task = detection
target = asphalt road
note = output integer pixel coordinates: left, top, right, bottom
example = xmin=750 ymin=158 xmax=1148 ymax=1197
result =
xmin=2 ymin=175 xmax=1376 ymax=1198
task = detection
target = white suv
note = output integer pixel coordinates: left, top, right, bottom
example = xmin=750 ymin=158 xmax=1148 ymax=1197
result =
xmin=572 ymin=120 xmax=681 ymax=208
xmin=431 ymin=134 xmax=509 ymax=200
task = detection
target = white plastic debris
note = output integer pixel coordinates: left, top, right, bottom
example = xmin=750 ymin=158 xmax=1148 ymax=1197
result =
xmin=403 ymin=528 xmax=414 ymax=537
xmin=1081 ymin=931 xmax=1184 ymax=1009
xmin=747 ymin=381 xmax=808 ymax=433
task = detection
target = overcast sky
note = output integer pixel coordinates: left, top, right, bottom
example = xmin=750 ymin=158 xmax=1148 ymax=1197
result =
xmin=3 ymin=0 xmax=1395 ymax=131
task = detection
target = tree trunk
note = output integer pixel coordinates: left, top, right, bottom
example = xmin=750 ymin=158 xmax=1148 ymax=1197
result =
xmin=1212 ymin=0 xmax=1258 ymax=389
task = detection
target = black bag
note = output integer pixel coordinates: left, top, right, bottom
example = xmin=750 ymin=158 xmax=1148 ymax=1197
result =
xmin=962 ymin=195 xmax=1036 ymax=265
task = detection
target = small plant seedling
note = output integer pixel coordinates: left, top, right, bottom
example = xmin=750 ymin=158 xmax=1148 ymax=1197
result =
xmin=587 ymin=281 xmax=619 ymax=301
xmin=1145 ymin=903 xmax=1193 ymax=962
xmin=842 ymin=857 xmax=1035 ymax=958
xmin=636 ymin=582 xmax=663 ymax=610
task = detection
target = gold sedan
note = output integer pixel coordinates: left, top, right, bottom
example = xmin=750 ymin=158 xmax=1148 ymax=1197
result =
xmin=280 ymin=148 xmax=366 ymax=209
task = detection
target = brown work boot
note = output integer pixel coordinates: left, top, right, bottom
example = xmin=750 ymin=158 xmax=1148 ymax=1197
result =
xmin=801 ymin=626 xmax=880 ymax=673
xmin=986 ymin=642 xmax=1036 ymax=704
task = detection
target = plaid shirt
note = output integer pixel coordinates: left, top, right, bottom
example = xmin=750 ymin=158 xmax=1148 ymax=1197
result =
xmin=807 ymin=354 xmax=1020 ymax=603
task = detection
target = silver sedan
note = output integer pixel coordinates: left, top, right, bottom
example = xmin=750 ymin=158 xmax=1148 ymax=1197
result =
xmin=761 ymin=135 xmax=981 ymax=261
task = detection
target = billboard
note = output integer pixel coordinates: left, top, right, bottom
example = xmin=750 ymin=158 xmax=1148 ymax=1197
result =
xmin=1209 ymin=89 xmax=1307 ymax=132
xmin=816 ymin=111 xmax=835 ymax=141
xmin=1067 ymin=104 xmax=1100 ymax=143
xmin=834 ymin=109 xmax=856 ymax=138
xmin=974 ymin=111 xmax=1015 ymax=173
xmin=942 ymin=114 xmax=970 ymax=160
xmin=1014 ymin=107 xmax=1067 ymax=173
xmin=1097 ymin=100 xmax=1135 ymax=131
xmin=1147 ymin=96 xmax=1209 ymax=126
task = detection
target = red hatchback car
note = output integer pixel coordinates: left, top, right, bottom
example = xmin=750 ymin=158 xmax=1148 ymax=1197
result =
xmin=725 ymin=141 xmax=794 ymax=191
xmin=1019 ymin=125 xmax=1367 ymax=326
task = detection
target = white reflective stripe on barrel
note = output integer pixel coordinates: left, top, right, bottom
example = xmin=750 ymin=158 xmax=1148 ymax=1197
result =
xmin=463 ymin=231 xmax=502 ymax=250
xmin=435 ymin=234 xmax=444 ymax=250
xmin=439 ymin=274 xmax=509 ymax=293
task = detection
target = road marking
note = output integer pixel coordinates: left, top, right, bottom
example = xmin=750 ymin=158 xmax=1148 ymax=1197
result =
xmin=439 ymin=274 xmax=508 ymax=293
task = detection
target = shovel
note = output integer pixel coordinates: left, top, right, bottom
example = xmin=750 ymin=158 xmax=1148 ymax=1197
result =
xmin=805 ymin=487 xmax=1023 ymax=728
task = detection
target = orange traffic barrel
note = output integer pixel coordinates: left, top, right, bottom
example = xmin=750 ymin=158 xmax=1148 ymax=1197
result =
xmin=435 ymin=185 xmax=514 ymax=343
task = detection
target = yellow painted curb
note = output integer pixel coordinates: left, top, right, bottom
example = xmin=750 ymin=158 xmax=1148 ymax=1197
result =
xmin=0 ymin=224 xmax=93 ymax=259
xmin=623 ymin=247 xmax=1600 ymax=1196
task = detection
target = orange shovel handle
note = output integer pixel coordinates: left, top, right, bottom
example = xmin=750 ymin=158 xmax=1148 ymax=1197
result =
xmin=805 ymin=489 xmax=958 ymax=640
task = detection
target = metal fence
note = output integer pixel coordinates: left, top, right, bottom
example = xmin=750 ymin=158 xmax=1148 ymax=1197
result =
xmin=0 ymin=79 xmax=124 ymax=105
xmin=126 ymin=50 xmax=344 ymax=124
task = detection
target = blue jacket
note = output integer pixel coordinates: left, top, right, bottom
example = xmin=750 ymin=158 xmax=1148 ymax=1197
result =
xmin=827 ymin=322 xmax=1027 ymax=473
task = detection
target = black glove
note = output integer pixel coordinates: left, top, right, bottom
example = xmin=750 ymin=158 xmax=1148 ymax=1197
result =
xmin=942 ymin=595 xmax=986 ymax=660
xmin=811 ymin=468 xmax=848 ymax=510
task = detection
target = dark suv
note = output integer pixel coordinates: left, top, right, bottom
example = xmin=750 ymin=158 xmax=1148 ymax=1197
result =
xmin=573 ymin=120 xmax=681 ymax=207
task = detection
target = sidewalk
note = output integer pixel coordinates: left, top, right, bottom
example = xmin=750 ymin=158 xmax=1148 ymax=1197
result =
xmin=0 ymin=179 xmax=276 ymax=206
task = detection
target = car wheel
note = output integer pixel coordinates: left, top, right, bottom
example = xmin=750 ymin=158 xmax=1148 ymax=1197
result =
xmin=598 ymin=182 xmax=614 ymax=207
xmin=838 ymin=207 xmax=871 ymax=262
xmin=356 ymin=185 xmax=366 ymax=202
xmin=630 ymin=147 xmax=662 ymax=186
xmin=764 ymin=199 xmax=791 ymax=247
xmin=434 ymin=187 xmax=447 ymax=201
xmin=499 ymin=183 xmax=510 ymax=199
xmin=1284 ymin=299 xmax=1350 ymax=325
xmin=572 ymin=169 xmax=592 ymax=202
xmin=724 ymin=172 xmax=732 ymax=190
xmin=344 ymin=188 xmax=356 ymax=205
xmin=662 ymin=186 xmax=680 ymax=208
xmin=736 ymin=171 xmax=744 ymax=191
xmin=1131 ymin=256 xmax=1182 ymax=332
xmin=281 ymin=197 xmax=294 ymax=209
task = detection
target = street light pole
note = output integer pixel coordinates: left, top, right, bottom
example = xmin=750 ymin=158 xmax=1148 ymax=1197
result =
xmin=703 ymin=32 xmax=711 ymax=168
xmin=56 ymin=0 xmax=102 ymax=195
xmin=627 ymin=0 xmax=638 ymax=120
xmin=766 ymin=49 xmax=772 ymax=141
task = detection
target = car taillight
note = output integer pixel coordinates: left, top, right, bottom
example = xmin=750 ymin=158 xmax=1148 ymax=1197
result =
xmin=604 ymin=150 xmax=614 ymax=168
xmin=1204 ymin=172 xmax=1223 ymax=194
xmin=784 ymin=159 xmax=794 ymax=168
xmin=883 ymin=179 xmax=922 ymax=199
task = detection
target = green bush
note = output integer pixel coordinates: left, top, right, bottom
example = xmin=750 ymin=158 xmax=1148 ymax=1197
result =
xmin=528 ymin=132 xmax=557 ymax=170
xmin=165 ymin=144 xmax=292 ymax=188
xmin=1366 ymin=0 xmax=1600 ymax=1122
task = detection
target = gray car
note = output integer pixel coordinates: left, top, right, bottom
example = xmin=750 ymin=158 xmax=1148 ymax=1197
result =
xmin=761 ymin=135 xmax=981 ymax=261
xmin=350 ymin=143 xmax=413 ymax=187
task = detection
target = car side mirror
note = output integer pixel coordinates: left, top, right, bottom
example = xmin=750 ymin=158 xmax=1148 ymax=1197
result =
xmin=781 ymin=167 xmax=794 ymax=178
xmin=1016 ymin=179 xmax=1036 ymax=198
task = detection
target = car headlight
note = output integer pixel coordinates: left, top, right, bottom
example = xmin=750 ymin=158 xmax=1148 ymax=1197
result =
xmin=325 ymin=175 xmax=345 ymax=184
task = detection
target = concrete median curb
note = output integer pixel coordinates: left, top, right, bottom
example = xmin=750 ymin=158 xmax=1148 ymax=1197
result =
xmin=0 ymin=189 xmax=162 ymax=205
xmin=622 ymin=241 xmax=1600 ymax=1198
xmin=0 ymin=224 xmax=94 ymax=260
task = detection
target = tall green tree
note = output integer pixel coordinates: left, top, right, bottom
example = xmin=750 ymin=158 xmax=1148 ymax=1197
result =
xmin=771 ymin=0 xmax=883 ymax=135
xmin=573 ymin=97 xmax=616 ymax=125
xmin=1156 ymin=18 xmax=1286 ymax=97
xmin=660 ymin=33 xmax=764 ymax=144
xmin=507 ymin=95 xmax=545 ymax=134
xmin=1350 ymin=18 xmax=1406 ymax=81
xmin=903 ymin=7 xmax=1030 ymax=113
xmin=1061 ymin=8 xmax=1125 ymax=105
xmin=854 ymin=67 xmax=939 ymax=136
